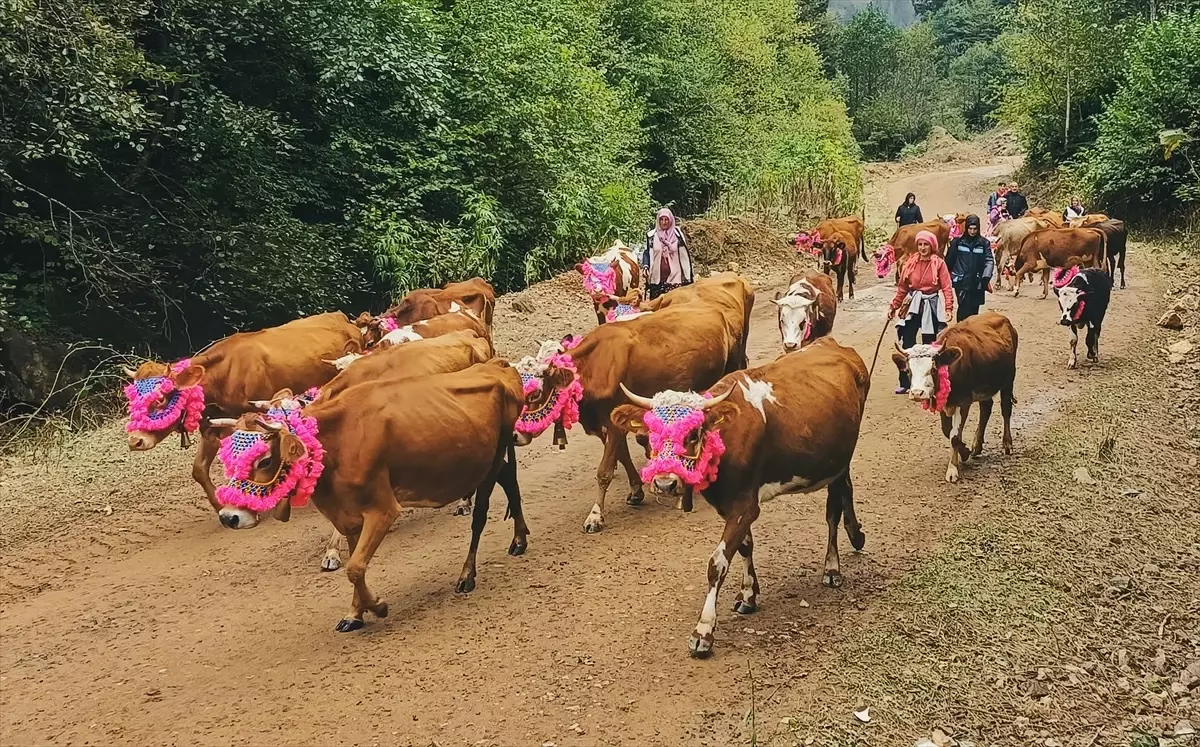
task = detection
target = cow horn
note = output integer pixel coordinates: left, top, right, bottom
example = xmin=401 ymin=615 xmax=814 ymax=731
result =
xmin=258 ymin=418 xmax=284 ymax=431
xmin=699 ymin=387 xmax=734 ymax=410
xmin=209 ymin=418 xmax=239 ymax=428
xmin=122 ymin=366 xmax=138 ymax=378
xmin=250 ymin=400 xmax=273 ymax=410
xmin=618 ymin=382 xmax=655 ymax=409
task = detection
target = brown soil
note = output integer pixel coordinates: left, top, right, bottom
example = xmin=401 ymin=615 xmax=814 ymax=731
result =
xmin=0 ymin=144 xmax=1166 ymax=746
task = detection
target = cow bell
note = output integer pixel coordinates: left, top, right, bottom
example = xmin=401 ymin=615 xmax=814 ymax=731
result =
xmin=180 ymin=430 xmax=194 ymax=449
xmin=553 ymin=421 xmax=568 ymax=450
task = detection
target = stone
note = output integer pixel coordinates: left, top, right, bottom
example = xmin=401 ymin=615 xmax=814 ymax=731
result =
xmin=511 ymin=294 xmax=536 ymax=314
xmin=1073 ymin=466 xmax=1097 ymax=485
xmin=1168 ymin=340 xmax=1195 ymax=355
xmin=1158 ymin=311 xmax=1185 ymax=330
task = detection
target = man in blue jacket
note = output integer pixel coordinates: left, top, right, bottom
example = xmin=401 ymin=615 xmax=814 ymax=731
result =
xmin=947 ymin=214 xmax=994 ymax=321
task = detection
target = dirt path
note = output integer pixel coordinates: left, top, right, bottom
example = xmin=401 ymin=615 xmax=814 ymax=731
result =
xmin=0 ymin=157 xmax=1155 ymax=746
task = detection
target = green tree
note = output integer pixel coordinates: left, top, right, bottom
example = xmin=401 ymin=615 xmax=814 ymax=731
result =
xmin=949 ymin=40 xmax=1011 ymax=129
xmin=834 ymin=6 xmax=901 ymax=116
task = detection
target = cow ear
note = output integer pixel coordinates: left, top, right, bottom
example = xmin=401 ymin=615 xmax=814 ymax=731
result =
xmin=705 ymin=402 xmax=740 ymax=430
xmin=279 ymin=433 xmax=308 ymax=463
xmin=893 ymin=341 xmax=908 ymax=357
xmin=891 ymin=350 xmax=908 ymax=371
xmin=936 ymin=346 xmax=963 ymax=367
xmin=342 ymin=337 xmax=362 ymax=355
xmin=547 ymin=366 xmax=575 ymax=390
xmin=610 ymin=405 xmax=647 ymax=434
xmin=354 ymin=311 xmax=373 ymax=327
xmin=172 ymin=364 xmax=205 ymax=388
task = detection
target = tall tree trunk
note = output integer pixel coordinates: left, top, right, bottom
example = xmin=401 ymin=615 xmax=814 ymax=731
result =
xmin=1063 ymin=67 xmax=1072 ymax=150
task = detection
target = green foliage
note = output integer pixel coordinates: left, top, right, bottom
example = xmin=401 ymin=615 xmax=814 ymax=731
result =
xmin=948 ymin=40 xmax=1012 ymax=130
xmin=0 ymin=0 xmax=860 ymax=376
xmin=1085 ymin=13 xmax=1200 ymax=212
xmin=833 ymin=6 xmax=900 ymax=117
xmin=927 ymin=0 xmax=1015 ymax=72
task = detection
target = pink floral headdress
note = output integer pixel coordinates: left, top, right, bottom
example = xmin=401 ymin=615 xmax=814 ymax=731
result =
xmin=914 ymin=344 xmax=952 ymax=414
xmin=1052 ymin=265 xmax=1080 ymax=289
xmin=605 ymin=301 xmax=642 ymax=322
xmin=580 ymin=260 xmax=618 ymax=296
xmin=216 ymin=410 xmax=325 ymax=512
xmin=874 ymin=244 xmax=896 ymax=277
xmin=515 ymin=337 xmax=584 ymax=438
xmin=125 ymin=359 xmax=205 ymax=435
xmin=946 ymin=215 xmax=964 ymax=239
xmin=639 ymin=394 xmax=726 ymax=491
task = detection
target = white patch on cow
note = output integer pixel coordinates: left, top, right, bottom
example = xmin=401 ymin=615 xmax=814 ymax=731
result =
xmin=584 ymin=503 xmax=604 ymax=533
xmin=1067 ymin=325 xmax=1079 ymax=369
xmin=945 ymin=463 xmax=960 ymax=483
xmin=380 ymin=326 xmax=423 ymax=345
xmin=1057 ymin=286 xmax=1082 ymax=324
xmin=694 ymin=541 xmax=729 ymax=639
xmin=774 ymin=293 xmax=815 ymax=350
xmin=448 ymin=301 xmax=461 ymax=313
xmin=757 ymin=476 xmax=813 ymax=502
xmin=609 ymin=310 xmax=650 ymax=322
xmin=329 ymin=352 xmax=365 ymax=370
xmin=648 ymin=390 xmax=708 ymax=409
xmin=902 ymin=344 xmax=939 ymax=403
xmin=737 ymin=378 xmax=776 ymax=422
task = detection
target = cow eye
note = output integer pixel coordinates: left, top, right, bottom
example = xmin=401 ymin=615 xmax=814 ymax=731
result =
xmin=257 ymin=455 xmax=276 ymax=471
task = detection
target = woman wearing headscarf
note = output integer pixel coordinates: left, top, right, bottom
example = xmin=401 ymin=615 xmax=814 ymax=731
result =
xmin=947 ymin=214 xmax=994 ymax=321
xmin=894 ymin=193 xmax=923 ymax=227
xmin=642 ymin=207 xmax=694 ymax=300
xmin=888 ymin=230 xmax=954 ymax=393
xmin=1063 ymin=196 xmax=1087 ymax=221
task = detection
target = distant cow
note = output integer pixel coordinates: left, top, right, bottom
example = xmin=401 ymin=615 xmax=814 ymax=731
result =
xmin=340 ymin=307 xmax=491 ymax=366
xmin=874 ymin=214 xmax=968 ymax=280
xmin=578 ymin=242 xmax=643 ymax=324
xmin=1090 ymin=219 xmax=1128 ymax=289
xmin=123 ymin=312 xmax=360 ymax=523
xmin=1067 ymin=213 xmax=1109 ymax=228
xmin=992 ymin=216 xmax=1057 ymax=290
xmin=771 ymin=272 xmax=836 ymax=352
xmin=892 ymin=312 xmax=1018 ymax=484
xmin=1052 ymin=267 xmax=1112 ymax=370
xmin=1009 ymin=227 xmax=1107 ymax=299
xmin=793 ymin=215 xmax=865 ymax=260
xmin=365 ymin=277 xmax=496 ymax=334
xmin=821 ymin=230 xmax=858 ymax=301
xmin=611 ymin=337 xmax=870 ymax=657
xmin=213 ymin=359 xmax=528 ymax=632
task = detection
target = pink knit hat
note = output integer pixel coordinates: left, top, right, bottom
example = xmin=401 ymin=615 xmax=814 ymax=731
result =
xmin=915 ymin=230 xmax=939 ymax=253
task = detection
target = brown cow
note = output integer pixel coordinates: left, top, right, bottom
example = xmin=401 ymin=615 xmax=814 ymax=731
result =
xmin=873 ymin=215 xmax=968 ymax=280
xmin=578 ymin=242 xmax=643 ymax=324
xmin=1067 ymin=213 xmax=1109 ymax=227
xmin=610 ymin=336 xmax=870 ymax=657
xmin=123 ymin=312 xmax=360 ymax=521
xmin=1090 ymin=219 xmax=1127 ymax=289
xmin=1026 ymin=207 xmax=1065 ymax=227
xmin=793 ymin=214 xmax=865 ymax=259
xmin=992 ymin=215 xmax=1057 ymax=289
xmin=770 ymin=272 xmax=836 ymax=352
xmin=892 ymin=312 xmax=1018 ymax=483
xmin=363 ymin=277 xmax=496 ymax=334
xmin=213 ymin=359 xmax=528 ymax=632
xmin=821 ymin=230 xmax=858 ymax=300
xmin=1009 ymin=227 xmax=1108 ymax=298
xmin=514 ymin=280 xmax=752 ymax=532
xmin=339 ymin=307 xmax=491 ymax=366
xmin=639 ymin=274 xmax=755 ymax=373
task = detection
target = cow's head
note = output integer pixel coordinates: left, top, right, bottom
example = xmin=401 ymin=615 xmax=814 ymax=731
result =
xmin=822 ymin=235 xmax=847 ymax=273
xmin=873 ymin=243 xmax=896 ymax=278
xmin=792 ymin=231 xmax=820 ymax=256
xmin=578 ymin=259 xmax=618 ymax=297
xmin=946 ymin=213 xmax=969 ymax=239
xmin=357 ymin=314 xmax=400 ymax=348
xmin=211 ymin=410 xmax=325 ymax=530
xmin=124 ymin=359 xmax=207 ymax=451
xmin=611 ymin=386 xmax=734 ymax=497
xmin=1053 ymin=267 xmax=1087 ymax=326
xmin=893 ymin=343 xmax=959 ymax=413
xmin=513 ymin=337 xmax=583 ymax=447
xmin=771 ymin=283 xmax=821 ymax=352
xmin=597 ymin=290 xmax=644 ymax=323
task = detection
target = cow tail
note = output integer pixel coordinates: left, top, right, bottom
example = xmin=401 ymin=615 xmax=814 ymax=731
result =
xmin=1098 ymin=229 xmax=1109 ymax=274
xmin=502 ymin=439 xmax=517 ymax=521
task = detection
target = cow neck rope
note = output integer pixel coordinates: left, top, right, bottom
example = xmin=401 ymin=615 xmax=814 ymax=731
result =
xmin=640 ymin=397 xmax=726 ymax=491
xmin=515 ymin=336 xmax=584 ymax=436
xmin=125 ymin=358 xmax=205 ymax=435
xmin=216 ymin=411 xmax=325 ymax=512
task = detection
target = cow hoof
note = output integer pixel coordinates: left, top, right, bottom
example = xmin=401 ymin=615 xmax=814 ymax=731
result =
xmin=970 ymin=446 xmax=983 ymax=458
xmin=1067 ymin=358 xmax=1078 ymax=370
xmin=849 ymin=527 xmax=866 ymax=551
xmin=453 ymin=504 xmax=471 ymax=516
xmin=320 ymin=552 xmax=342 ymax=572
xmin=1003 ymin=440 xmax=1013 ymax=455
xmin=583 ymin=505 xmax=604 ymax=533
xmin=455 ymin=577 xmax=476 ymax=594
xmin=688 ymin=634 xmax=714 ymax=658
xmin=945 ymin=465 xmax=961 ymax=483
xmin=626 ymin=491 xmax=644 ymax=506
xmin=732 ymin=598 xmax=758 ymax=615
xmin=507 ymin=537 xmax=528 ymax=556
xmin=822 ymin=570 xmax=843 ymax=588
xmin=335 ymin=618 xmax=364 ymax=633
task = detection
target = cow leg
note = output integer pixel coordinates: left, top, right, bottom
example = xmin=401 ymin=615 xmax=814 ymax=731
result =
xmin=823 ymin=472 xmax=854 ymax=587
xmin=689 ymin=498 xmax=758 ymax=658
xmin=836 ymin=269 xmax=845 ymax=302
xmin=321 ymin=528 xmax=346 ymax=572
xmin=1040 ymin=269 xmax=1050 ymax=300
xmin=497 ymin=443 xmax=529 ymax=557
xmin=192 ymin=431 xmax=221 ymax=512
xmin=972 ymin=398 xmax=994 ymax=457
xmin=585 ymin=431 xmax=623 ymax=533
xmin=335 ymin=506 xmax=397 ymax=632
xmin=1011 ymin=261 xmax=1032 ymax=297
xmin=731 ymin=529 xmax=759 ymax=615
xmin=456 ymin=464 xmax=500 ymax=593
xmin=453 ymin=493 xmax=473 ymax=516
xmin=1086 ymin=324 xmax=1101 ymax=363
xmin=946 ymin=404 xmax=971 ymax=483
xmin=676 ymin=485 xmax=694 ymax=513
xmin=847 ymin=256 xmax=856 ymax=299
xmin=1000 ymin=385 xmax=1015 ymax=454
xmin=839 ymin=470 xmax=865 ymax=551
xmin=1067 ymin=325 xmax=1079 ymax=369
xmin=614 ymin=435 xmax=646 ymax=506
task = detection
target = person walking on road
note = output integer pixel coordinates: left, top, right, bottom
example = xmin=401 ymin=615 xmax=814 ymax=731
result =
xmin=642 ymin=207 xmax=694 ymax=300
xmin=895 ymin=192 xmax=924 ymax=227
xmin=1004 ymin=181 xmax=1028 ymax=218
xmin=888 ymin=230 xmax=954 ymax=394
xmin=947 ymin=214 xmax=994 ymax=321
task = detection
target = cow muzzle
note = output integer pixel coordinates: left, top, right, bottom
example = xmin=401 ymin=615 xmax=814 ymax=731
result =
xmin=218 ymin=507 xmax=258 ymax=530
xmin=513 ymin=431 xmax=533 ymax=447
xmin=1059 ymin=316 xmax=1073 ymax=326
xmin=652 ymin=474 xmax=682 ymax=496
xmin=783 ymin=340 xmax=799 ymax=352
xmin=127 ymin=431 xmax=160 ymax=452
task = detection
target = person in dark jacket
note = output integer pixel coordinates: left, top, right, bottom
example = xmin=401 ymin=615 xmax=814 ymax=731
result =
xmin=1004 ymin=182 xmax=1028 ymax=218
xmin=895 ymin=192 xmax=923 ymax=227
xmin=947 ymin=214 xmax=994 ymax=321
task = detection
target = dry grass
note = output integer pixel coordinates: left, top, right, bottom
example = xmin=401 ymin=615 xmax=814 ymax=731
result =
xmin=776 ymin=246 xmax=1200 ymax=747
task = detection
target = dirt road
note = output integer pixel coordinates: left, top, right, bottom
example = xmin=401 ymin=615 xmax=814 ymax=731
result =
xmin=0 ymin=158 xmax=1153 ymax=746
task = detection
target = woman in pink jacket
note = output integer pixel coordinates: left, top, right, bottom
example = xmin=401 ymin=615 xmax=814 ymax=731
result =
xmin=888 ymin=230 xmax=954 ymax=393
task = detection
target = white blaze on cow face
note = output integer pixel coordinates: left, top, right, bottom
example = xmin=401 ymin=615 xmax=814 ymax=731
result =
xmin=448 ymin=301 xmax=461 ymax=313
xmin=902 ymin=344 xmax=940 ymax=403
xmin=773 ymin=294 xmax=815 ymax=351
xmin=1057 ymin=286 xmax=1083 ymax=325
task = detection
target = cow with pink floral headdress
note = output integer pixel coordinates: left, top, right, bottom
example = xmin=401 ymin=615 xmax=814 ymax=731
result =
xmin=610 ymin=337 xmax=870 ymax=658
xmin=874 ymin=214 xmax=968 ymax=281
xmin=577 ymin=241 xmax=643 ymax=325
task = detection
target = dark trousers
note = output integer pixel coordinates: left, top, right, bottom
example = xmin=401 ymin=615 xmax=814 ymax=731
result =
xmin=646 ymin=281 xmax=683 ymax=300
xmin=896 ymin=314 xmax=947 ymax=389
xmin=956 ymin=288 xmax=983 ymax=322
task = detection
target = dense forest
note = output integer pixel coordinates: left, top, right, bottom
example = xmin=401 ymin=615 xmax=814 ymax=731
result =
xmin=2 ymin=0 xmax=1199 ymax=407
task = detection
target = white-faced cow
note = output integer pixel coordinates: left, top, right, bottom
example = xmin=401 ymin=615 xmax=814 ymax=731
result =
xmin=213 ymin=359 xmax=527 ymax=632
xmin=578 ymin=242 xmax=643 ymax=324
xmin=1052 ymin=266 xmax=1112 ymax=370
xmin=893 ymin=312 xmax=1018 ymax=484
xmin=770 ymin=272 xmax=836 ymax=352
xmin=610 ymin=337 xmax=870 ymax=658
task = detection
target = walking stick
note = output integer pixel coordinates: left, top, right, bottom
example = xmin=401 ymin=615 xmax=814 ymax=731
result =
xmin=867 ymin=314 xmax=892 ymax=375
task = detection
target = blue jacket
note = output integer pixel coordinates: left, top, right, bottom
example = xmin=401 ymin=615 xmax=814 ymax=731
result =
xmin=948 ymin=234 xmax=994 ymax=292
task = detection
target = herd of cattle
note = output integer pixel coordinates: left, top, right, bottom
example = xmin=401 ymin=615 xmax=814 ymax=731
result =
xmin=119 ymin=206 xmax=1124 ymax=657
